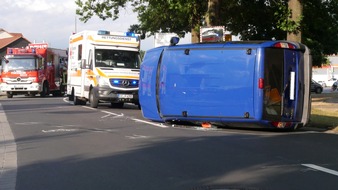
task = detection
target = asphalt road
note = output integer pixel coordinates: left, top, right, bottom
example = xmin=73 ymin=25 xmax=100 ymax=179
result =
xmin=1 ymin=95 xmax=338 ymax=190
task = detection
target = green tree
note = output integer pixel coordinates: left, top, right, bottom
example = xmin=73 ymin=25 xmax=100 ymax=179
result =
xmin=75 ymin=0 xmax=338 ymax=66
xmin=302 ymin=0 xmax=338 ymax=66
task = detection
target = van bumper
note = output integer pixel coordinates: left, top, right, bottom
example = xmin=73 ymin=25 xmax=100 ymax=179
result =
xmin=95 ymin=86 xmax=139 ymax=104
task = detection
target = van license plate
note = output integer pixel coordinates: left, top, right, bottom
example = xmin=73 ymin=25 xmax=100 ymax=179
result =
xmin=118 ymin=94 xmax=133 ymax=98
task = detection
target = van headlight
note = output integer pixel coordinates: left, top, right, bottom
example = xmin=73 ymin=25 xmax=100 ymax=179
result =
xmin=98 ymin=77 xmax=110 ymax=87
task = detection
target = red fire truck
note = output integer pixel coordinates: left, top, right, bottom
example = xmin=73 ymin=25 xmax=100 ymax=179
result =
xmin=0 ymin=43 xmax=67 ymax=98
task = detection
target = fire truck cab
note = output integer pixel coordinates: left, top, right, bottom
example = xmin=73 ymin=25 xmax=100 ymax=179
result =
xmin=0 ymin=43 xmax=67 ymax=98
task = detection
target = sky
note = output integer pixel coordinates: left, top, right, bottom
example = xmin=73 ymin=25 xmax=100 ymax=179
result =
xmin=0 ymin=0 xmax=191 ymax=51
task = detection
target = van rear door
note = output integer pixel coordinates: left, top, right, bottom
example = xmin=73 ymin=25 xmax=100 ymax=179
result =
xmin=158 ymin=46 xmax=257 ymax=120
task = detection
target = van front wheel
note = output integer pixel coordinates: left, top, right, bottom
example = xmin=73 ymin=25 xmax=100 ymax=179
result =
xmin=89 ymin=88 xmax=99 ymax=108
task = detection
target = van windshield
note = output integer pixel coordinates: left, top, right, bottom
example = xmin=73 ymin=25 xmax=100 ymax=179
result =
xmin=94 ymin=49 xmax=140 ymax=69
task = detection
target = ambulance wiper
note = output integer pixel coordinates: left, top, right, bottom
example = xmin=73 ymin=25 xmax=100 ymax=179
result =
xmin=99 ymin=67 xmax=115 ymax=70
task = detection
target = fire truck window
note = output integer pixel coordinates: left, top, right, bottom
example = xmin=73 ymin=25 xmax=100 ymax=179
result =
xmin=38 ymin=58 xmax=43 ymax=69
xmin=78 ymin=44 xmax=82 ymax=60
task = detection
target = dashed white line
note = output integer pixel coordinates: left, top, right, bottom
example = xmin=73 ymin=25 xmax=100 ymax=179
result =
xmin=42 ymin=129 xmax=79 ymax=133
xmin=125 ymin=134 xmax=150 ymax=139
xmin=302 ymin=164 xmax=338 ymax=177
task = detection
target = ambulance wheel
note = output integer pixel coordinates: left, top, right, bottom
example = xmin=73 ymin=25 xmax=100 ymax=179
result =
xmin=73 ymin=96 xmax=81 ymax=105
xmin=6 ymin=92 xmax=13 ymax=98
xmin=89 ymin=89 xmax=99 ymax=108
xmin=69 ymin=89 xmax=74 ymax=101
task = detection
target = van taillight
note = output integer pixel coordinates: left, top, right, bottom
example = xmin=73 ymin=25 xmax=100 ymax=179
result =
xmin=259 ymin=78 xmax=264 ymax=89
xmin=273 ymin=42 xmax=296 ymax=49
xmin=271 ymin=121 xmax=292 ymax=128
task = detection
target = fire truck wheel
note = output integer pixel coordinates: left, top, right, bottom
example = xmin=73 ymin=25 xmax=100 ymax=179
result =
xmin=41 ymin=82 xmax=49 ymax=97
xmin=89 ymin=89 xmax=99 ymax=108
xmin=6 ymin=92 xmax=13 ymax=98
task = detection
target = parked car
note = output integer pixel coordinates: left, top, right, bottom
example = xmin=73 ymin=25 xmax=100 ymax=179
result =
xmin=317 ymin=80 xmax=327 ymax=87
xmin=311 ymin=80 xmax=323 ymax=94
xmin=332 ymin=81 xmax=337 ymax=91
xmin=326 ymin=78 xmax=337 ymax=87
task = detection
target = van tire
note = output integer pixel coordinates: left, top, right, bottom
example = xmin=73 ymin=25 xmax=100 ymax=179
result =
xmin=6 ymin=92 xmax=13 ymax=98
xmin=89 ymin=88 xmax=99 ymax=108
xmin=73 ymin=95 xmax=81 ymax=105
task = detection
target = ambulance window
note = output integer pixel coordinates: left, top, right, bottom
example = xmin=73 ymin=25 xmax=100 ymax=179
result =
xmin=88 ymin=49 xmax=93 ymax=69
xmin=78 ymin=45 xmax=82 ymax=60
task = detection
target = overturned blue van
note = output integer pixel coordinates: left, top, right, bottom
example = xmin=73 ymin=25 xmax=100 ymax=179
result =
xmin=139 ymin=39 xmax=311 ymax=129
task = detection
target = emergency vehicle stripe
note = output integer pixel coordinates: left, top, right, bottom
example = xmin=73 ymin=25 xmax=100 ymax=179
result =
xmin=70 ymin=36 xmax=84 ymax=43
xmin=87 ymin=35 xmax=139 ymax=47
xmin=95 ymin=68 xmax=139 ymax=79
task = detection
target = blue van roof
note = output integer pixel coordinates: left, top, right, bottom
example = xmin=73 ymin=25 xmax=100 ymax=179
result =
xmin=148 ymin=40 xmax=304 ymax=52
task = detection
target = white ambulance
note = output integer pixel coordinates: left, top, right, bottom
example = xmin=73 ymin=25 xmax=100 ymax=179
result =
xmin=67 ymin=30 xmax=141 ymax=108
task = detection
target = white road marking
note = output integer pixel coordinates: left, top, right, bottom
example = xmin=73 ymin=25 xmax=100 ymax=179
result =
xmin=63 ymin=98 xmax=168 ymax=129
xmin=42 ymin=129 xmax=79 ymax=133
xmin=125 ymin=134 xmax=150 ymax=139
xmin=101 ymin=111 xmax=124 ymax=118
xmin=82 ymin=106 xmax=96 ymax=110
xmin=15 ymin=122 xmax=42 ymax=125
xmin=132 ymin=118 xmax=168 ymax=128
xmin=302 ymin=164 xmax=338 ymax=177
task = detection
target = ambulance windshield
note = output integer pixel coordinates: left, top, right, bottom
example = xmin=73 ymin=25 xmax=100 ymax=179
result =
xmin=95 ymin=49 xmax=140 ymax=69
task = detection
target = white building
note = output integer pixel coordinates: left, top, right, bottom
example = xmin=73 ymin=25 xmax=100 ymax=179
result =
xmin=312 ymin=55 xmax=338 ymax=86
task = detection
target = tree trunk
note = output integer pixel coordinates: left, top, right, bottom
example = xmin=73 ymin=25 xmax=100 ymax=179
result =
xmin=287 ymin=0 xmax=302 ymax=42
xmin=191 ymin=28 xmax=199 ymax=43
xmin=205 ymin=0 xmax=220 ymax=26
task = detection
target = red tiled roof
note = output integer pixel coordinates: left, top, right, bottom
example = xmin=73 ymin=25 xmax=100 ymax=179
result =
xmin=0 ymin=30 xmax=30 ymax=49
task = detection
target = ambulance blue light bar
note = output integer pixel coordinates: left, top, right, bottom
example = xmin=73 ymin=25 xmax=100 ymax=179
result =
xmin=98 ymin=30 xmax=110 ymax=35
xmin=98 ymin=30 xmax=137 ymax=38
xmin=125 ymin=32 xmax=136 ymax=37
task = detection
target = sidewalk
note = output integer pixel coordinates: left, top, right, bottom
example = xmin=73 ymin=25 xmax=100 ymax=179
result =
xmin=0 ymin=101 xmax=17 ymax=190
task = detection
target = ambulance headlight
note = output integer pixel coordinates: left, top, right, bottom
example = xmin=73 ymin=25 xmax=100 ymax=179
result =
xmin=98 ymin=77 xmax=110 ymax=87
